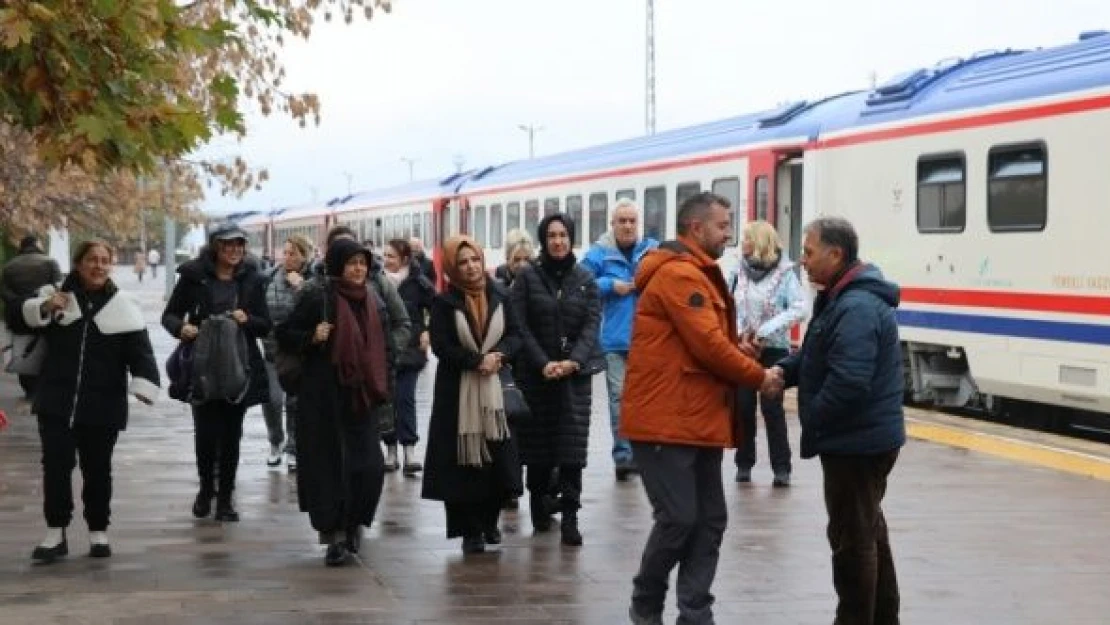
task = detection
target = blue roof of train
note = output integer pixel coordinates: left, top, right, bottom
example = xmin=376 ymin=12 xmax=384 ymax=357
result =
xmin=341 ymin=172 xmax=471 ymax=207
xmin=458 ymin=32 xmax=1110 ymax=192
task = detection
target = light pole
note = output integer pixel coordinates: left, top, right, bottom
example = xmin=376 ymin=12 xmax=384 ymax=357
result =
xmin=400 ymin=157 xmax=416 ymax=182
xmin=342 ymin=171 xmax=353 ymax=195
xmin=517 ymin=124 xmax=543 ymax=159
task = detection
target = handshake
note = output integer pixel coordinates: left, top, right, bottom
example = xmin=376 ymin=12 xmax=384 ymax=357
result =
xmin=759 ymin=365 xmax=786 ymax=399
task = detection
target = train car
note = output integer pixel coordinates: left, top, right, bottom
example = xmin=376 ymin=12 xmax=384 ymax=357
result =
xmin=807 ymin=31 xmax=1110 ymax=427
xmin=332 ymin=173 xmax=470 ymax=287
xmin=238 ymin=202 xmax=335 ymax=262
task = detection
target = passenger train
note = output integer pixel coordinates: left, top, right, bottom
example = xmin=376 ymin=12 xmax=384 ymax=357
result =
xmin=234 ymin=32 xmax=1110 ymax=432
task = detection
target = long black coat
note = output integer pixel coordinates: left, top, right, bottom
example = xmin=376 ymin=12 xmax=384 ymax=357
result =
xmin=21 ymin=276 xmax=160 ymax=430
xmin=161 ymin=254 xmax=271 ymax=408
xmin=276 ymin=280 xmax=395 ymax=529
xmin=509 ymin=262 xmax=603 ymax=467
xmin=421 ymin=282 xmax=523 ymax=503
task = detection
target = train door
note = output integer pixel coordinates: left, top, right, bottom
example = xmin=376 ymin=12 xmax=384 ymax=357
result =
xmin=775 ymin=156 xmax=805 ymax=265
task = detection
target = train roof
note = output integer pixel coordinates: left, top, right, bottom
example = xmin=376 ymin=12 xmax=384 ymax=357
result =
xmin=338 ymin=173 xmax=471 ymax=212
xmin=457 ymin=32 xmax=1110 ymax=193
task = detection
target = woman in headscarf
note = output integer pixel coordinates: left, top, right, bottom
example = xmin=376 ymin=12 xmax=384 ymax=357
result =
xmin=421 ymin=236 xmax=523 ymax=555
xmin=510 ymin=214 xmax=603 ymax=547
xmin=275 ymin=238 xmax=390 ymax=567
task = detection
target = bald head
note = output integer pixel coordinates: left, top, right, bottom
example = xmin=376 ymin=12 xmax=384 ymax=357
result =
xmin=611 ymin=199 xmax=640 ymax=248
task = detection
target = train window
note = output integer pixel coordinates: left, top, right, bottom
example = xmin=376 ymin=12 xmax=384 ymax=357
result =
xmin=712 ymin=177 xmax=742 ymax=242
xmin=474 ymin=205 xmax=487 ymax=246
xmin=676 ymin=182 xmax=701 ymax=208
xmin=754 ymin=176 xmax=769 ymax=221
xmin=525 ymin=200 xmax=540 ymax=234
xmin=987 ymin=144 xmax=1047 ymax=232
xmin=423 ymin=212 xmax=432 ymax=247
xmin=544 ymin=197 xmax=560 ymax=217
xmin=490 ymin=204 xmax=503 ymax=248
xmin=506 ymin=202 xmax=521 ymax=232
xmin=411 ymin=212 xmax=421 ymax=240
xmin=403 ymin=213 xmax=412 ymax=238
xmin=616 ymin=189 xmax=636 ymax=202
xmin=566 ymin=195 xmax=583 ymax=246
xmin=644 ymin=186 xmax=667 ymax=240
xmin=588 ymin=193 xmax=608 ymax=244
xmin=917 ymin=154 xmax=966 ymax=233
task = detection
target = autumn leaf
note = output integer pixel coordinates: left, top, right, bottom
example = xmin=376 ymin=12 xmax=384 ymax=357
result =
xmin=75 ymin=115 xmax=110 ymax=145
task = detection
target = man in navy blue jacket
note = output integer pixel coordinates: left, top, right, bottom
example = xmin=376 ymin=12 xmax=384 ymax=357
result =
xmin=580 ymin=199 xmax=658 ymax=480
xmin=771 ymin=216 xmax=905 ymax=625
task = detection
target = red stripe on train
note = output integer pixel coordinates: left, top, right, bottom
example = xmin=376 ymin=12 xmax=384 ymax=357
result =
xmin=900 ymin=287 xmax=1110 ymax=316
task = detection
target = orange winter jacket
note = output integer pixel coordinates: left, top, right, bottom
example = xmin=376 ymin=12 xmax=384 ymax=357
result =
xmin=620 ymin=237 xmax=767 ymax=448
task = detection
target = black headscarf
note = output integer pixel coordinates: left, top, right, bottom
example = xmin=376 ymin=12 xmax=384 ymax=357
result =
xmin=537 ymin=213 xmax=577 ymax=281
xmin=326 ymin=238 xmax=371 ymax=278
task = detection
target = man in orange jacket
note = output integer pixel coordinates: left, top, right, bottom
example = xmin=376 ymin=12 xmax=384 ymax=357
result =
xmin=622 ymin=191 xmax=780 ymax=625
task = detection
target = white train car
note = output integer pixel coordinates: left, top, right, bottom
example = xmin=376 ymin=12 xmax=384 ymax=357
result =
xmin=239 ymin=202 xmax=335 ymax=262
xmin=810 ymin=32 xmax=1110 ymax=421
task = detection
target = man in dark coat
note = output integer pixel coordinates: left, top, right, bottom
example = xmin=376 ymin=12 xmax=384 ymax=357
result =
xmin=1 ymin=235 xmax=63 ymax=398
xmin=772 ymin=216 xmax=906 ymax=625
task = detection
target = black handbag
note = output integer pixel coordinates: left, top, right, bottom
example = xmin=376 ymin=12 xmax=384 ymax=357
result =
xmin=500 ymin=366 xmax=531 ymax=423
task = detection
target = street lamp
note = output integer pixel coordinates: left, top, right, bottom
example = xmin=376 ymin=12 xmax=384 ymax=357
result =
xmin=400 ymin=157 xmax=416 ymax=182
xmin=518 ymin=124 xmax=544 ymax=159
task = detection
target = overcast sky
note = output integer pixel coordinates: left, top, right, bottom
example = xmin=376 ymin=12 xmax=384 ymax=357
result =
xmin=197 ymin=0 xmax=1110 ymax=216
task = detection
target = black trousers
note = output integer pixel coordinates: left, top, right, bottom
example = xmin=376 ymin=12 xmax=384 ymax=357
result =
xmin=734 ymin=347 xmax=792 ymax=474
xmin=526 ymin=463 xmax=583 ymax=511
xmin=631 ymin=443 xmax=727 ymax=625
xmin=821 ymin=450 xmax=901 ymax=625
xmin=38 ymin=416 xmax=120 ymax=531
xmin=192 ymin=401 xmax=247 ymax=501
xmin=18 ymin=374 xmax=37 ymax=399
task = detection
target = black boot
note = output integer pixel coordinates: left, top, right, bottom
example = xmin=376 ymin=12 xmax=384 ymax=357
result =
xmin=560 ymin=511 xmax=583 ymax=547
xmin=529 ymin=494 xmax=553 ymax=533
xmin=346 ymin=526 xmax=362 ymax=554
xmin=192 ymin=487 xmax=215 ymax=519
xmin=325 ymin=540 xmax=351 ymax=566
xmin=461 ymin=534 xmax=485 ymax=554
xmin=214 ymin=493 xmax=239 ymax=522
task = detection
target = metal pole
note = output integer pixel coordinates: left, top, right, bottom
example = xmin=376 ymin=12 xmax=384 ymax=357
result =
xmin=517 ymin=124 xmax=543 ymax=159
xmin=646 ymin=0 xmax=656 ymax=135
xmin=162 ymin=175 xmax=176 ymax=301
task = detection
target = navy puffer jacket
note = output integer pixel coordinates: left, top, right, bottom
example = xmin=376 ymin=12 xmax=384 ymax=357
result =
xmin=778 ymin=263 xmax=906 ymax=459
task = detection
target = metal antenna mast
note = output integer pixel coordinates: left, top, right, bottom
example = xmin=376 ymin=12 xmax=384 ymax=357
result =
xmin=645 ymin=0 xmax=656 ymax=135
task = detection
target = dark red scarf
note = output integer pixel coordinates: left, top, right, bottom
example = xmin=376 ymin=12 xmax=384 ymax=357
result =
xmin=330 ymin=279 xmax=390 ymax=413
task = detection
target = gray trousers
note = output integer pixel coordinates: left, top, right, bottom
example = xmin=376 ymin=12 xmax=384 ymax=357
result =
xmin=631 ymin=442 xmax=727 ymax=625
xmin=261 ymin=360 xmax=297 ymax=452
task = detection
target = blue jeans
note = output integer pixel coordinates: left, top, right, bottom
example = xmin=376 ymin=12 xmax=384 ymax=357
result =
xmin=605 ymin=352 xmax=633 ymax=465
xmin=382 ymin=368 xmax=421 ymax=446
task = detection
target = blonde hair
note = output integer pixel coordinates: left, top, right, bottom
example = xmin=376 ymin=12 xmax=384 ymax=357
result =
xmin=504 ymin=228 xmax=535 ymax=262
xmin=743 ymin=220 xmax=782 ymax=266
xmin=285 ymin=234 xmax=312 ymax=260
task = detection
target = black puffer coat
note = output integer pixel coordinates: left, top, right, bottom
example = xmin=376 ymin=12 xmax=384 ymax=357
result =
xmin=392 ymin=264 xmax=435 ymax=372
xmin=161 ymin=253 xmax=271 ymax=408
xmin=509 ymin=261 xmax=603 ymax=467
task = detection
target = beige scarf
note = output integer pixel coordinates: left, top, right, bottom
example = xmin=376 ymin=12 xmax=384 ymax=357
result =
xmin=454 ymin=304 xmax=509 ymax=467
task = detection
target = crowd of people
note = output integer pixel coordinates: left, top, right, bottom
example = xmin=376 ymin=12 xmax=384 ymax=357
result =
xmin=1 ymin=193 xmax=907 ymax=625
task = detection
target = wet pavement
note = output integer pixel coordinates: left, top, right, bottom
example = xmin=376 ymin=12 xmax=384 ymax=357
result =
xmin=2 ymin=268 xmax=1110 ymax=624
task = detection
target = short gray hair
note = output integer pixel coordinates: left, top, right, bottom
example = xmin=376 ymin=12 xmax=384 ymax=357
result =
xmin=612 ymin=197 xmax=638 ymax=215
xmin=804 ymin=216 xmax=858 ymax=264
xmin=504 ymin=228 xmax=535 ymax=262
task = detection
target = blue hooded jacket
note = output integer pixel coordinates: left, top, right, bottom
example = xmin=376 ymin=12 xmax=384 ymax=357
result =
xmin=778 ymin=263 xmax=906 ymax=459
xmin=580 ymin=232 xmax=659 ymax=353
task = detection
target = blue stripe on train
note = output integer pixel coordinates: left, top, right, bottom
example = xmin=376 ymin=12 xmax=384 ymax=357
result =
xmin=897 ymin=309 xmax=1110 ymax=346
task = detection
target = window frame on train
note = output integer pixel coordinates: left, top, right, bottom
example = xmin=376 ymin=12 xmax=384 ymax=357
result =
xmin=916 ymin=152 xmax=967 ymax=234
xmin=506 ymin=202 xmax=521 ymax=233
xmin=644 ymin=185 xmax=668 ymax=241
xmin=676 ymin=181 xmax=702 ymax=209
xmin=986 ymin=141 xmax=1048 ymax=233
xmin=754 ymin=175 xmax=769 ymax=221
xmin=566 ymin=195 xmax=583 ymax=247
xmin=711 ymin=177 xmax=742 ymax=242
xmin=544 ymin=197 xmax=560 ymax=218
xmin=588 ymin=192 xmax=608 ymax=245
xmin=474 ymin=204 xmax=488 ymax=246
xmin=525 ymin=200 xmax=540 ymax=235
xmin=616 ymin=189 xmax=636 ymax=202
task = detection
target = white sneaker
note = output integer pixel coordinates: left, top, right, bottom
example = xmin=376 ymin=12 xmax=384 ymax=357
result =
xmin=266 ymin=444 xmax=282 ymax=467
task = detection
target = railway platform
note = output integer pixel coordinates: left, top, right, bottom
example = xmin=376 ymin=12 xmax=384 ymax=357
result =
xmin=1 ymin=269 xmax=1109 ymax=624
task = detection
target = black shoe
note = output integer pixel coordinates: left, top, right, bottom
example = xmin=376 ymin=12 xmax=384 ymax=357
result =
xmin=214 ymin=502 xmax=239 ymax=523
xmin=31 ymin=533 xmax=68 ymax=564
xmin=345 ymin=527 xmax=362 ymax=554
xmin=325 ymin=541 xmax=350 ymax=566
xmin=483 ymin=527 xmax=503 ymax=545
xmin=560 ymin=517 xmax=583 ymax=547
xmin=501 ymin=497 xmax=519 ymax=511
xmin=89 ymin=543 xmax=112 ymax=558
xmin=402 ymin=461 xmax=422 ymax=476
xmin=615 ymin=460 xmax=638 ymax=481
xmin=461 ymin=534 xmax=485 ymax=554
xmin=772 ymin=472 xmax=791 ymax=487
xmin=192 ymin=490 xmax=214 ymax=518
xmin=735 ymin=468 xmax=752 ymax=483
